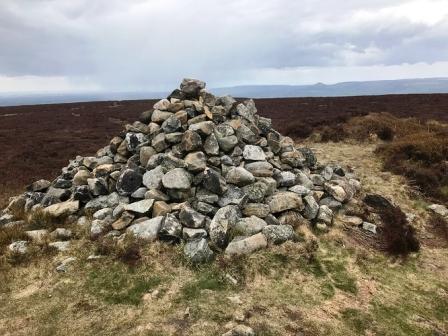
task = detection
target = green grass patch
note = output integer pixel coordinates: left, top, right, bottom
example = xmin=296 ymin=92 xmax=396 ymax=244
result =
xmin=86 ymin=263 xmax=164 ymax=305
xmin=341 ymin=308 xmax=373 ymax=334
xmin=179 ymin=268 xmax=228 ymax=301
xmin=322 ymin=259 xmax=358 ymax=294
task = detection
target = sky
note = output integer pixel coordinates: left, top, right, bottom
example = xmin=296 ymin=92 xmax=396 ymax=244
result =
xmin=0 ymin=0 xmax=448 ymax=93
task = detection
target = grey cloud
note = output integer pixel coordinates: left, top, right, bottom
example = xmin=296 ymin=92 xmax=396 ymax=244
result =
xmin=0 ymin=0 xmax=447 ymax=90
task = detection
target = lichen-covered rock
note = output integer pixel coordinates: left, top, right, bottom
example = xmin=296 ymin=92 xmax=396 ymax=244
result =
xmin=184 ymin=238 xmax=213 ymax=263
xmin=268 ymin=192 xmax=303 ymax=213
xmin=262 ymin=225 xmax=296 ymax=244
xmin=225 ymin=233 xmax=267 ymax=256
xmin=126 ymin=216 xmax=163 ymax=241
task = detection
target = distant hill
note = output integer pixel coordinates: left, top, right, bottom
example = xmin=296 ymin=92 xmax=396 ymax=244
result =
xmin=1 ymin=77 xmax=448 ymax=106
xmin=212 ymin=78 xmax=448 ymax=98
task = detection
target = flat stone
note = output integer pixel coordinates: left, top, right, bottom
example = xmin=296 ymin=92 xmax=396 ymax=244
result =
xmin=44 ymin=201 xmax=79 ymax=217
xmin=242 ymin=203 xmax=270 ymax=218
xmin=362 ymin=222 xmax=377 ymax=234
xmin=225 ymin=233 xmax=267 ymax=257
xmin=126 ymin=216 xmax=163 ymax=241
xmin=123 ymin=199 xmax=154 ymax=214
xmin=111 ymin=211 xmax=135 ymax=230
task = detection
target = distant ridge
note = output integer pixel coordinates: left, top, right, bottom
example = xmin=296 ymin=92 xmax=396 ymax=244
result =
xmin=1 ymin=77 xmax=448 ymax=106
xmin=212 ymin=77 xmax=448 ymax=98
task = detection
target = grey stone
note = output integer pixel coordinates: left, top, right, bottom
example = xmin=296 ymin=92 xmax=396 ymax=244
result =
xmin=145 ymin=189 xmax=170 ymax=201
xmin=116 ymin=169 xmax=142 ymax=196
xmin=87 ymin=178 xmax=108 ymax=196
xmin=131 ymin=187 xmax=147 ymax=199
xmin=49 ymin=241 xmax=71 ymax=252
xmin=159 ymin=214 xmax=182 ymax=241
xmin=289 ymin=185 xmax=311 ymax=196
xmin=362 ymin=222 xmax=377 ymax=234
xmin=225 ymin=233 xmax=267 ymax=257
xmin=27 ymin=179 xmax=51 ymax=192
xmin=202 ymin=168 xmax=227 ymax=195
xmin=183 ymin=227 xmax=207 ymax=240
xmin=162 ymin=168 xmax=192 ymax=189
xmin=276 ymin=171 xmax=296 ymax=187
xmin=151 ymin=110 xmax=173 ymax=123
xmin=262 ymin=225 xmax=295 ymax=244
xmin=303 ymin=195 xmax=319 ymax=220
xmin=324 ymin=182 xmax=347 ymax=202
xmin=179 ymin=205 xmax=206 ymax=228
xmin=44 ymin=200 xmax=79 ymax=217
xmin=217 ymin=135 xmax=238 ymax=152
xmin=210 ymin=205 xmax=240 ymax=248
xmin=242 ymin=182 xmax=268 ymax=202
xmin=243 ymin=145 xmax=265 ymax=161
xmin=317 ymin=205 xmax=333 ymax=225
xmin=428 ymin=204 xmax=448 ymax=217
xmin=204 ymin=133 xmax=220 ymax=155
xmin=8 ymin=241 xmax=28 ymax=254
xmin=189 ymin=121 xmax=214 ymax=136
xmin=234 ymin=216 xmax=267 ymax=235
xmin=226 ymin=167 xmax=255 ymax=186
xmin=93 ymin=208 xmax=113 ymax=220
xmin=244 ymin=161 xmax=273 ymax=177
xmin=151 ymin=133 xmax=168 ymax=152
xmin=218 ymin=185 xmax=247 ymax=207
xmin=184 ymin=238 xmax=213 ymax=263
xmin=125 ymin=133 xmax=147 ymax=152
xmin=180 ymin=78 xmax=206 ymax=98
xmin=140 ymin=146 xmax=156 ymax=167
xmin=161 ymin=115 xmax=181 ymax=133
xmin=123 ymin=199 xmax=154 ymax=214
xmin=127 ymin=216 xmax=163 ymax=241
xmin=142 ymin=166 xmax=165 ymax=189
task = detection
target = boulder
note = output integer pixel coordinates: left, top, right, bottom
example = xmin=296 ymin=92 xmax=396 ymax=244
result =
xmin=126 ymin=216 xmax=163 ymax=241
xmin=225 ymin=233 xmax=267 ymax=256
xmin=262 ymin=225 xmax=295 ymax=244
xmin=184 ymin=238 xmax=213 ymax=263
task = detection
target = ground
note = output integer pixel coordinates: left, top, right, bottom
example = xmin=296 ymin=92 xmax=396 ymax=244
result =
xmin=1 ymin=141 xmax=447 ymax=336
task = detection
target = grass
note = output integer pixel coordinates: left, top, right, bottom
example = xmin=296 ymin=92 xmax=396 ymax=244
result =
xmin=86 ymin=262 xmax=164 ymax=305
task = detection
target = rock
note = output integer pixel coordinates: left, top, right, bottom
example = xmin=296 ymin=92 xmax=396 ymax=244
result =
xmin=189 ymin=121 xmax=214 ymax=136
xmin=218 ymin=185 xmax=247 ymax=207
xmin=226 ymin=167 xmax=255 ymax=186
xmin=161 ymin=115 xmax=181 ymax=133
xmin=153 ymin=98 xmax=170 ymax=110
xmin=151 ymin=133 xmax=168 ymax=152
xmin=49 ymin=241 xmax=70 ymax=252
xmin=87 ymin=178 xmax=108 ymax=196
xmin=142 ymin=166 xmax=165 ymax=189
xmin=276 ymin=171 xmax=296 ymax=187
xmin=152 ymin=110 xmax=173 ymax=123
xmin=179 ymin=205 xmax=206 ymax=228
xmin=303 ymin=195 xmax=319 ymax=220
xmin=341 ymin=215 xmax=363 ymax=226
xmin=44 ymin=201 xmax=79 ymax=217
xmin=209 ymin=205 xmax=240 ymax=248
xmin=234 ymin=216 xmax=267 ymax=235
xmin=93 ymin=208 xmax=113 ymax=220
xmin=278 ymin=211 xmax=306 ymax=227
xmin=185 ymin=151 xmax=207 ymax=172
xmin=27 ymin=179 xmax=51 ymax=192
xmin=222 ymin=325 xmax=255 ymax=336
xmin=243 ymin=203 xmax=270 ymax=218
xmin=131 ymin=187 xmax=147 ymax=199
xmin=183 ymin=228 xmax=208 ymax=240
xmin=317 ymin=205 xmax=333 ymax=225
xmin=180 ymin=78 xmax=206 ymax=98
xmin=184 ymin=238 xmax=213 ymax=263
xmin=123 ymin=199 xmax=154 ymax=214
xmin=159 ymin=214 xmax=182 ymax=241
xmin=181 ymin=130 xmax=202 ymax=152
xmin=242 ymin=182 xmax=268 ymax=203
xmin=243 ymin=145 xmax=266 ymax=161
xmin=152 ymin=201 xmax=171 ymax=217
xmin=111 ymin=211 xmax=135 ymax=230
xmin=90 ymin=218 xmax=113 ymax=238
xmin=162 ymin=168 xmax=192 ymax=189
xmin=289 ymin=185 xmax=310 ymax=196
xmin=269 ymin=192 xmax=303 ymax=213
xmin=8 ymin=241 xmax=28 ymax=254
xmin=262 ymin=225 xmax=295 ymax=244
xmin=204 ymin=133 xmax=220 ymax=155
xmin=362 ymin=222 xmax=377 ymax=234
xmin=244 ymin=161 xmax=273 ymax=177
xmin=51 ymin=228 xmax=72 ymax=240
xmin=225 ymin=233 xmax=267 ymax=256
xmin=202 ymin=168 xmax=228 ymax=195
xmin=126 ymin=216 xmax=163 ymax=241
xmin=140 ymin=146 xmax=156 ymax=167
xmin=324 ymin=183 xmax=347 ymax=202
xmin=125 ymin=132 xmax=147 ymax=152
xmin=25 ymin=229 xmax=48 ymax=243
xmin=0 ymin=213 xmax=14 ymax=226
xmin=116 ymin=169 xmax=143 ymax=196
xmin=55 ymin=257 xmax=77 ymax=273
xmin=428 ymin=204 xmax=448 ymax=217
xmin=73 ymin=170 xmax=91 ymax=186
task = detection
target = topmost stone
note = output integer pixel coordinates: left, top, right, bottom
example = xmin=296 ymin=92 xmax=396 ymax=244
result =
xmin=180 ymin=78 xmax=206 ymax=98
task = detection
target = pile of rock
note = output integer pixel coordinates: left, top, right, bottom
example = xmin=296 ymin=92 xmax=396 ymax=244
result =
xmin=0 ymin=79 xmax=360 ymax=262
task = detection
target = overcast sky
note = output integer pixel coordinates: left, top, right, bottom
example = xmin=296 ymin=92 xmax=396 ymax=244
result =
xmin=1 ymin=0 xmax=448 ymax=92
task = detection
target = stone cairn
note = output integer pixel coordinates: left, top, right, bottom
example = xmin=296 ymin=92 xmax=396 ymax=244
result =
xmin=0 ymin=79 xmax=361 ymax=263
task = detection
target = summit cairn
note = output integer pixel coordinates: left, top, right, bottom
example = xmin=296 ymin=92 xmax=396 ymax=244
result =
xmin=0 ymin=79 xmax=360 ymax=262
